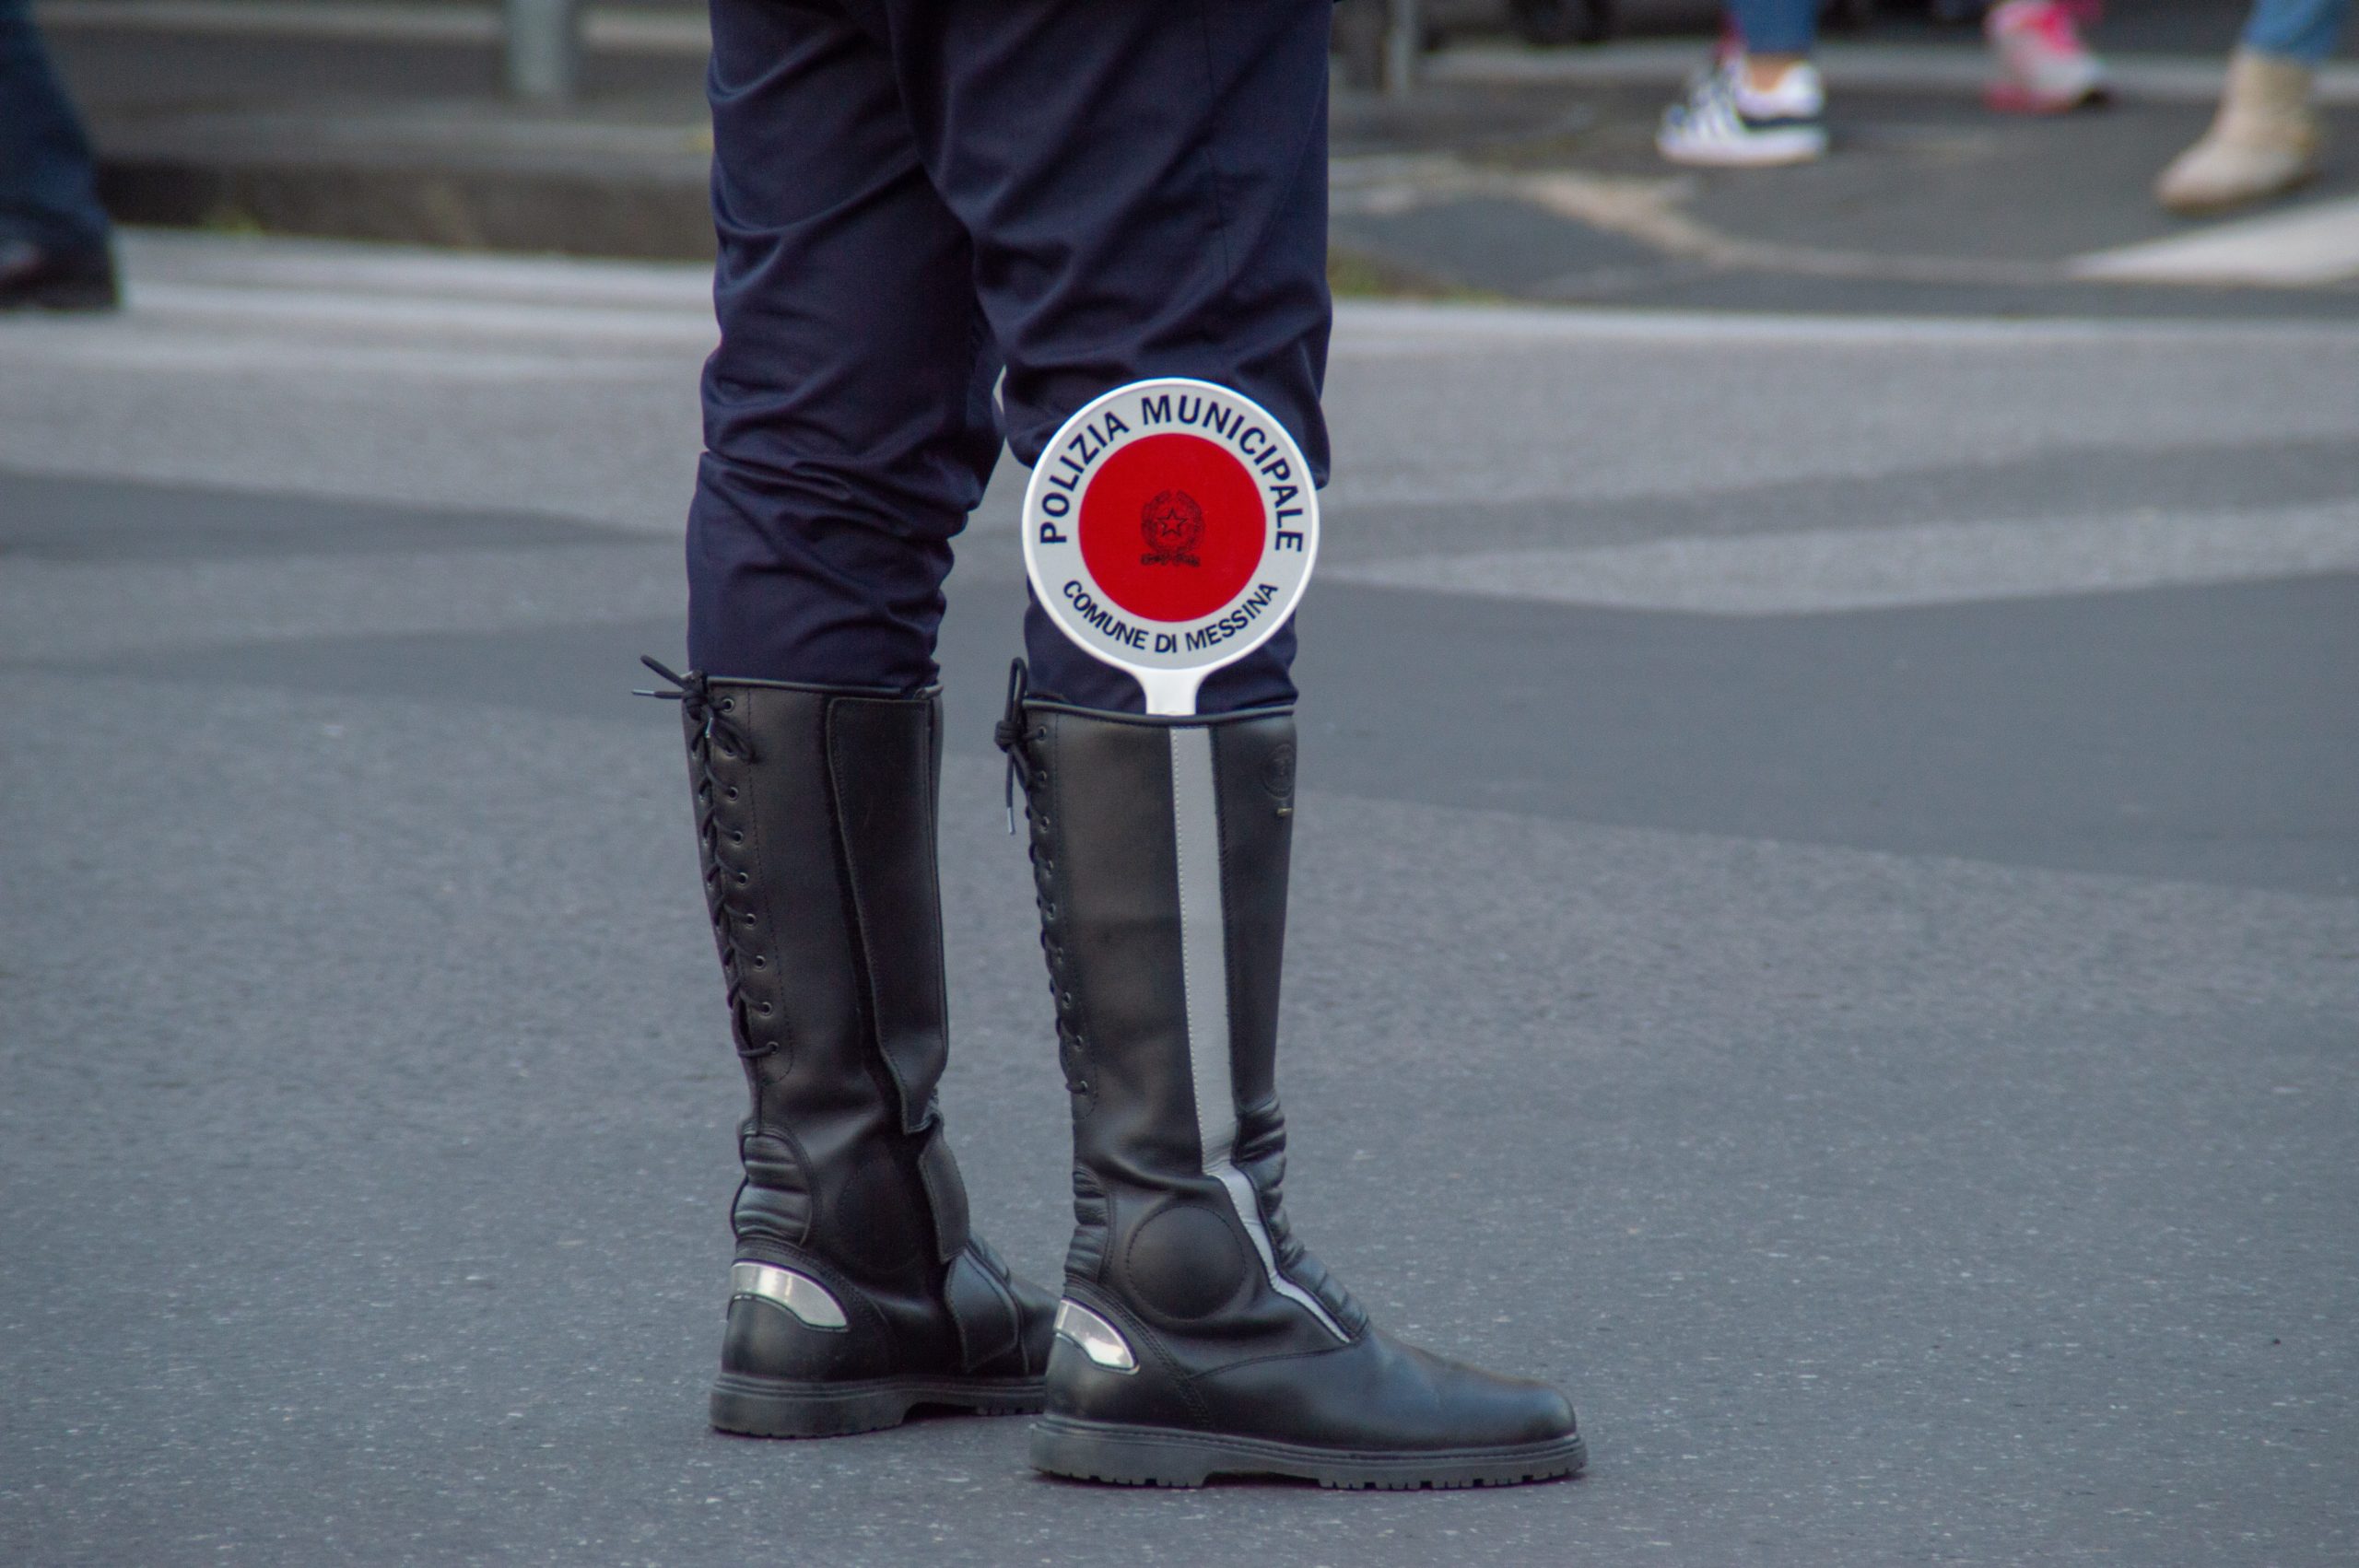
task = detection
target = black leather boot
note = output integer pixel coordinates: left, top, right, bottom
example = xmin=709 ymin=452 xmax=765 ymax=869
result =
xmin=647 ymin=660 xmax=1054 ymax=1437
xmin=997 ymin=665 xmax=1586 ymax=1489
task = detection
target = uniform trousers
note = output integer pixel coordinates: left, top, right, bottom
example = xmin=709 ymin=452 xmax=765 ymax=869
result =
xmin=688 ymin=0 xmax=1333 ymax=714
xmin=0 ymin=0 xmax=112 ymax=252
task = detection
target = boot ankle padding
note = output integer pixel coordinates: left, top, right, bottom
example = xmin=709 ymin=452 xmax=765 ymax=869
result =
xmin=944 ymin=1236 xmax=1027 ymax=1371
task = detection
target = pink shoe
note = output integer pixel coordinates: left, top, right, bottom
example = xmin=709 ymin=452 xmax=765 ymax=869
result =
xmin=1985 ymin=0 xmax=2108 ymax=114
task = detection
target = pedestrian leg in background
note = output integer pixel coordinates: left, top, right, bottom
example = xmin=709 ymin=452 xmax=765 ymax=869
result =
xmin=890 ymin=0 xmax=1582 ymax=1487
xmin=1659 ymin=0 xmax=1828 ymax=167
xmin=668 ymin=0 xmax=1052 ymax=1438
xmin=0 ymin=0 xmax=118 ymax=310
xmin=2157 ymin=0 xmax=2351 ymax=212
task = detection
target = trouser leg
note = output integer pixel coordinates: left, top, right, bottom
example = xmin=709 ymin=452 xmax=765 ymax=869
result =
xmin=1727 ymin=0 xmax=1820 ymax=55
xmin=691 ymin=0 xmax=1331 ymax=711
xmin=2243 ymin=0 xmax=2351 ymax=64
xmin=0 ymin=0 xmax=111 ymax=252
xmin=874 ymin=0 xmax=1334 ymax=714
xmin=688 ymin=0 xmax=1002 ymax=689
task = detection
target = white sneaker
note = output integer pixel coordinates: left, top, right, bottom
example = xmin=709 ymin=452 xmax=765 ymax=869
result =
xmin=1659 ymin=58 xmax=1829 ymax=168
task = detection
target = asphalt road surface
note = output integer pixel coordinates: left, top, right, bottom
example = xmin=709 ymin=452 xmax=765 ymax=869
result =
xmin=3 ymin=234 xmax=2355 ymax=1566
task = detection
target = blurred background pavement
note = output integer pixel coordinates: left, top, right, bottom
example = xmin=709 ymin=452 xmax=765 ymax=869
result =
xmin=32 ymin=0 xmax=2359 ymax=311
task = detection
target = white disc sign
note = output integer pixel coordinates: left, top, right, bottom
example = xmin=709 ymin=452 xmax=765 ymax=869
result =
xmin=1023 ymin=377 xmax=1320 ymax=716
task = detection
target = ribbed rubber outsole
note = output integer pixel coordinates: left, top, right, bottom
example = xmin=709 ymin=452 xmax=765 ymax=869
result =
xmin=1029 ymin=1416 xmax=1588 ymax=1490
xmin=710 ymin=1371 xmax=1045 ymax=1439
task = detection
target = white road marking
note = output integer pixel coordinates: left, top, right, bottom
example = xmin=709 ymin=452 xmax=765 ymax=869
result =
xmin=122 ymin=233 xmax=714 ymax=309
xmin=1328 ymin=298 xmax=2359 ymax=356
xmin=2071 ymin=196 xmax=2359 ymax=287
xmin=6 ymin=233 xmax=2349 ymax=558
xmin=1326 ymin=504 xmax=2359 ymax=614
xmin=100 ymin=234 xmax=2359 ymax=358
xmin=0 ymin=545 xmax=683 ymax=660
xmin=119 ymin=281 xmax=719 ymax=346
xmin=0 ymin=324 xmax=665 ymax=380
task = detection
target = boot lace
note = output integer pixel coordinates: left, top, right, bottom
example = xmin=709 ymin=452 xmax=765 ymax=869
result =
xmin=992 ymin=658 xmax=1033 ymax=835
xmin=637 ymin=656 xmax=776 ymax=1062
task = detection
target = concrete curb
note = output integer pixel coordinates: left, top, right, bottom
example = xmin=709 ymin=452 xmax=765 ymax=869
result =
xmin=97 ymin=155 xmax=711 ymax=258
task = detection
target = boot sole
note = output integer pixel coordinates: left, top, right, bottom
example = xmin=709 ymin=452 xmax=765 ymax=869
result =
xmin=710 ymin=1371 xmax=1044 ymax=1438
xmin=1030 ymin=1415 xmax=1588 ymax=1490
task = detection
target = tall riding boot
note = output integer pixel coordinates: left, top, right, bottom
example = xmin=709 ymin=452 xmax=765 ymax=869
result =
xmin=649 ymin=661 xmax=1054 ymax=1437
xmin=997 ymin=668 xmax=1586 ymax=1488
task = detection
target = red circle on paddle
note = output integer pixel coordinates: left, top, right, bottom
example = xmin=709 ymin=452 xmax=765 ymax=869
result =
xmin=1077 ymin=433 xmax=1266 ymax=623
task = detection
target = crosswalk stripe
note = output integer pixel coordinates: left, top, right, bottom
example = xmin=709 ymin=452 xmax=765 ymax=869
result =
xmin=2070 ymin=196 xmax=2359 ymax=287
xmin=1325 ymin=505 xmax=2359 ymax=615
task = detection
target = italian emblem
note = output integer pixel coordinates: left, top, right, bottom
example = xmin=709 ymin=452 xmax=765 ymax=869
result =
xmin=1023 ymin=377 xmax=1320 ymax=715
xmin=1141 ymin=491 xmax=1204 ymax=568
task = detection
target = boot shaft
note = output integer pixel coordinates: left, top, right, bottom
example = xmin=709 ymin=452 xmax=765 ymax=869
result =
xmin=1000 ymin=675 xmax=1362 ymax=1346
xmin=1005 ymin=694 xmax=1296 ymax=1180
xmin=663 ymin=671 xmax=968 ymax=1277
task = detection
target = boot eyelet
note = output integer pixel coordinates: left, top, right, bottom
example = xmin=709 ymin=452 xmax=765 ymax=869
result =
xmin=730 ymin=830 xmax=745 ymax=844
xmin=735 ymin=872 xmax=750 ymax=885
xmin=750 ymin=955 xmax=766 ymax=969
xmin=725 ymin=787 xmax=739 ymax=800
xmin=757 ymin=1002 xmax=773 ymax=1016
xmin=718 ymin=697 xmax=735 ymax=711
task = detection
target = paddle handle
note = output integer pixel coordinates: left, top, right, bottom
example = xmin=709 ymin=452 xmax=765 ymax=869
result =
xmin=1139 ymin=668 xmax=1206 ymax=717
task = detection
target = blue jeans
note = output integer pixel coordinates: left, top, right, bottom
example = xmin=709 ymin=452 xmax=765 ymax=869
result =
xmin=1726 ymin=0 xmax=1817 ymax=56
xmin=687 ymin=0 xmax=1330 ymax=713
xmin=2245 ymin=0 xmax=2351 ymax=64
xmin=0 ymin=0 xmax=111 ymax=249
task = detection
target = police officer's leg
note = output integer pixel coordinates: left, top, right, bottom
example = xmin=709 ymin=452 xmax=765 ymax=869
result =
xmin=663 ymin=0 xmax=1050 ymax=1439
xmin=883 ymin=0 xmax=1328 ymax=718
xmin=901 ymin=0 xmax=1583 ymax=1487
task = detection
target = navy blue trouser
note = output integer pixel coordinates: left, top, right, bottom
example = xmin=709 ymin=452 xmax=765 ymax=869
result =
xmin=0 ymin=0 xmax=112 ymax=251
xmin=687 ymin=0 xmax=1332 ymax=714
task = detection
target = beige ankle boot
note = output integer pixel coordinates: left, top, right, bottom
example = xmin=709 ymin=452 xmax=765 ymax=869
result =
xmin=2156 ymin=50 xmax=2322 ymax=214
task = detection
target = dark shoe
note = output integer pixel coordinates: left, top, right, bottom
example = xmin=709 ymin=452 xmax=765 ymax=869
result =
xmin=0 ymin=238 xmax=119 ymax=311
xmin=646 ymin=660 xmax=1054 ymax=1437
xmin=998 ymin=666 xmax=1585 ymax=1489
